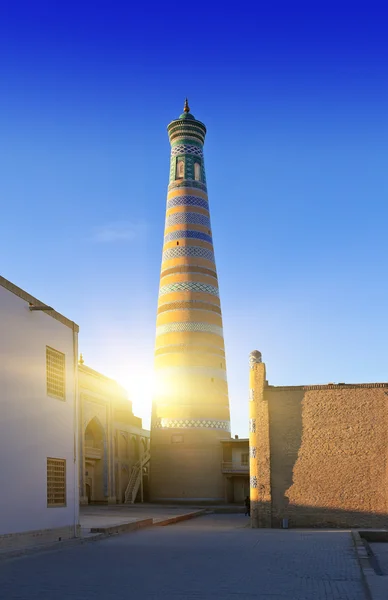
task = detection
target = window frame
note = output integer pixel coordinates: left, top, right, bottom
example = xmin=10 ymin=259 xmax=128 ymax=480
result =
xmin=46 ymin=346 xmax=66 ymax=401
xmin=241 ymin=453 xmax=249 ymax=466
xmin=47 ymin=457 xmax=67 ymax=508
xmin=175 ymin=157 xmax=185 ymax=180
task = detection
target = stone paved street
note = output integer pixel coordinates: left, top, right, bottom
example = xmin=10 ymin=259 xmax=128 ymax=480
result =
xmin=0 ymin=515 xmax=366 ymax=600
xmin=370 ymin=543 xmax=388 ymax=575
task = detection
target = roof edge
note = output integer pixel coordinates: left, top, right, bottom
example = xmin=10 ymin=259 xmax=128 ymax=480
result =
xmin=266 ymin=383 xmax=388 ymax=391
xmin=0 ymin=275 xmax=79 ymax=332
xmin=79 ymin=363 xmax=127 ymax=391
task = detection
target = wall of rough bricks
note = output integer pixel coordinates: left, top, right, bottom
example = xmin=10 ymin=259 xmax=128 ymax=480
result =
xmin=265 ymin=383 xmax=388 ymax=528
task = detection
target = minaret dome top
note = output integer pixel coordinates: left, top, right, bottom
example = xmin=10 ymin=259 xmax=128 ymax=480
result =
xmin=167 ymin=99 xmax=207 ymax=145
xmin=179 ymin=97 xmax=195 ymax=120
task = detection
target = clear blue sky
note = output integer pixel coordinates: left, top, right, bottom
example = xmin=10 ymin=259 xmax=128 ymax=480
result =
xmin=1 ymin=2 xmax=387 ymax=436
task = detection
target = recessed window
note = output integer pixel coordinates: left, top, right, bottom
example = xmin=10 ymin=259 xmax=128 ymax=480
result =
xmin=176 ymin=158 xmax=184 ymax=179
xmin=194 ymin=162 xmax=201 ymax=181
xmin=47 ymin=458 xmax=66 ymax=507
xmin=241 ymin=453 xmax=249 ymax=466
xmin=177 ymin=241 xmax=179 ymax=246
xmin=46 ymin=347 xmax=66 ymax=400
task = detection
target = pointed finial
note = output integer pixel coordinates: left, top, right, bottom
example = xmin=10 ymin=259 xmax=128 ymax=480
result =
xmin=183 ymin=98 xmax=190 ymax=113
xmin=79 ymin=353 xmax=84 ymax=365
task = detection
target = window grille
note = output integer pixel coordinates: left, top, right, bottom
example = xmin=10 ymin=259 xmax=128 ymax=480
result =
xmin=47 ymin=458 xmax=66 ymax=507
xmin=46 ymin=346 xmax=66 ymax=400
xmin=241 ymin=453 xmax=249 ymax=466
xmin=176 ymin=158 xmax=185 ymax=179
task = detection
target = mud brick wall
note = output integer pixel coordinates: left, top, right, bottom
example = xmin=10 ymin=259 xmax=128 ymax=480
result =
xmin=265 ymin=384 xmax=388 ymax=528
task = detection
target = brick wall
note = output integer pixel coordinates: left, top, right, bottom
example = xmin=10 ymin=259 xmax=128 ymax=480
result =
xmin=264 ymin=383 xmax=388 ymax=528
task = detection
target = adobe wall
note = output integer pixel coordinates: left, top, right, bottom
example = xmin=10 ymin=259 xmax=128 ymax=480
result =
xmin=265 ymin=383 xmax=388 ymax=528
xmin=150 ymin=428 xmax=225 ymax=502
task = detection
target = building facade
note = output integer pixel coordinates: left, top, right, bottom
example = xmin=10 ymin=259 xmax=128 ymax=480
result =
xmin=150 ymin=101 xmax=231 ymax=502
xmin=249 ymin=350 xmax=388 ymax=528
xmin=79 ymin=361 xmax=150 ymax=505
xmin=221 ymin=437 xmax=249 ymax=503
xmin=0 ymin=277 xmax=79 ymax=550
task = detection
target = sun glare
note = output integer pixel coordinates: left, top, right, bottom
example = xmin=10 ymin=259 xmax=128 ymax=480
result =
xmin=114 ymin=367 xmax=155 ymax=429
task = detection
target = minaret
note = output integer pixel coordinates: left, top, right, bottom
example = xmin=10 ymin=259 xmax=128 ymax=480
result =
xmin=150 ymin=100 xmax=231 ymax=502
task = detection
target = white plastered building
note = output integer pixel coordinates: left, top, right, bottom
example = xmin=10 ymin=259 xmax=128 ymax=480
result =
xmin=0 ymin=276 xmax=80 ymax=550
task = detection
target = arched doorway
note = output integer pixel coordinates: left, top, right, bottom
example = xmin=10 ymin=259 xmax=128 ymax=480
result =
xmin=84 ymin=417 xmax=105 ymax=503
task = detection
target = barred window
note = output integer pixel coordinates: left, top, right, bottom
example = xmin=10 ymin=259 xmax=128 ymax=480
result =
xmin=47 ymin=458 xmax=66 ymax=507
xmin=176 ymin=158 xmax=184 ymax=179
xmin=241 ymin=453 xmax=249 ymax=466
xmin=46 ymin=346 xmax=65 ymax=400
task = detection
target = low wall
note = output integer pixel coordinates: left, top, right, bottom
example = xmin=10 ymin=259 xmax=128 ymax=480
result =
xmin=0 ymin=525 xmax=80 ymax=552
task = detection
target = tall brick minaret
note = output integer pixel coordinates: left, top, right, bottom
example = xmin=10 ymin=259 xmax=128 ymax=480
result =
xmin=150 ymin=100 xmax=231 ymax=502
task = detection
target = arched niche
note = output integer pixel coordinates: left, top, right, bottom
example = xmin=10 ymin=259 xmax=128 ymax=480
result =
xmin=84 ymin=416 xmax=106 ymax=503
xmin=85 ymin=416 xmax=104 ymax=450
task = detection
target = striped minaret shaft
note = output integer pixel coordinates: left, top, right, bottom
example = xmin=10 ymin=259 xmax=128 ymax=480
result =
xmin=150 ymin=100 xmax=231 ymax=502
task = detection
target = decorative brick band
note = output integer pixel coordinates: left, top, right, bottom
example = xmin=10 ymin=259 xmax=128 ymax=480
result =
xmin=153 ymin=418 xmax=230 ymax=431
xmin=162 ymin=246 xmax=215 ymax=263
xmin=165 ymin=212 xmax=211 ymax=229
xmin=167 ymin=195 xmax=209 ymax=211
xmin=171 ymin=144 xmax=204 ymax=158
xmin=160 ymin=266 xmax=218 ymax=280
xmin=168 ymin=180 xmax=207 ymax=192
xmin=154 ymin=344 xmax=225 ymax=357
xmin=164 ymin=230 xmax=212 ymax=244
xmin=155 ymin=365 xmax=227 ymax=381
xmin=156 ymin=322 xmax=223 ymax=337
xmin=157 ymin=300 xmax=221 ymax=315
xmin=159 ymin=282 xmax=219 ymax=297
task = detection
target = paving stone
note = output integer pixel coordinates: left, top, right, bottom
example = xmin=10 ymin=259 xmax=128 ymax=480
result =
xmin=0 ymin=515 xmax=366 ymax=600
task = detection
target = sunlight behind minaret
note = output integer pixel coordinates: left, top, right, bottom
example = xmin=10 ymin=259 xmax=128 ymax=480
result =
xmin=113 ymin=366 xmax=154 ymax=430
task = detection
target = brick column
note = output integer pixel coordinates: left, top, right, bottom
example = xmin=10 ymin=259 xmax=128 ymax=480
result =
xmin=249 ymin=350 xmax=271 ymax=527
